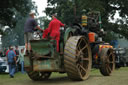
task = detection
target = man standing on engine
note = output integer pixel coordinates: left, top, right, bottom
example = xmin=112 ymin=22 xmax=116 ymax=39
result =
xmin=43 ymin=13 xmax=65 ymax=52
xmin=24 ymin=12 xmax=43 ymax=54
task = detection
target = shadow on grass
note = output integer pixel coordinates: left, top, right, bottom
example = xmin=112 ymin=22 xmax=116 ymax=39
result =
xmin=0 ymin=73 xmax=9 ymax=75
xmin=90 ymin=74 xmax=103 ymax=77
xmin=27 ymin=75 xmax=104 ymax=85
xmin=25 ymin=76 xmax=86 ymax=85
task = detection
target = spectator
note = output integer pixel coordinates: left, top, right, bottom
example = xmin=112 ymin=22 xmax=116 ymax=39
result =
xmin=15 ymin=46 xmax=19 ymax=59
xmin=7 ymin=46 xmax=16 ymax=78
xmin=6 ymin=46 xmax=16 ymax=56
xmin=0 ymin=51 xmax=3 ymax=57
xmin=15 ymin=46 xmax=20 ymax=72
xmin=19 ymin=48 xmax=25 ymax=74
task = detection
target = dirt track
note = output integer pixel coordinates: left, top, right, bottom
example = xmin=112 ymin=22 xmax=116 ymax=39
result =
xmin=0 ymin=67 xmax=128 ymax=85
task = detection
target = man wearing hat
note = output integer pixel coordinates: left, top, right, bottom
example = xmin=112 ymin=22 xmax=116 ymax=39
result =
xmin=24 ymin=12 xmax=43 ymax=54
xmin=43 ymin=13 xmax=65 ymax=52
xmin=7 ymin=46 xmax=16 ymax=78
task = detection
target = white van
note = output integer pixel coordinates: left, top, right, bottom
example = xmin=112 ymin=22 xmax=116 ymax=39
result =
xmin=0 ymin=56 xmax=9 ymax=73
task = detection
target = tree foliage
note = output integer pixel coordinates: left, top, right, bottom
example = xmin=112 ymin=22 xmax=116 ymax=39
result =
xmin=1 ymin=0 xmax=37 ymax=47
xmin=45 ymin=0 xmax=128 ymax=39
xmin=0 ymin=0 xmax=35 ymax=28
xmin=38 ymin=16 xmax=50 ymax=29
xmin=1 ymin=16 xmax=28 ymax=47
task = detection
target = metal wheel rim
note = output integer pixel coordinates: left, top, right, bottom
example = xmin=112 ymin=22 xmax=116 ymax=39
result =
xmin=76 ymin=37 xmax=91 ymax=79
xmin=105 ymin=49 xmax=115 ymax=74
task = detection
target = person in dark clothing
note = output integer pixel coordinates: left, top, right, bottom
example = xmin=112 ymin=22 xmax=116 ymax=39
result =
xmin=0 ymin=51 xmax=3 ymax=57
xmin=6 ymin=46 xmax=16 ymax=57
xmin=15 ymin=46 xmax=20 ymax=72
xmin=7 ymin=46 xmax=16 ymax=78
xmin=15 ymin=46 xmax=19 ymax=61
xmin=24 ymin=12 xmax=43 ymax=54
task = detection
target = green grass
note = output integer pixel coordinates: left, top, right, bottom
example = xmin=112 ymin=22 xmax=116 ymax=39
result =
xmin=0 ymin=67 xmax=128 ymax=85
xmin=0 ymin=73 xmax=28 ymax=84
xmin=0 ymin=67 xmax=127 ymax=80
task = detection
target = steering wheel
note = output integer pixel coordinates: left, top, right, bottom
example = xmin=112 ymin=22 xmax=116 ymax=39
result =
xmin=33 ymin=31 xmax=42 ymax=40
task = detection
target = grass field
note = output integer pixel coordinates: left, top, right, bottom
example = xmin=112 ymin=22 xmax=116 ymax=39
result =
xmin=0 ymin=67 xmax=128 ymax=85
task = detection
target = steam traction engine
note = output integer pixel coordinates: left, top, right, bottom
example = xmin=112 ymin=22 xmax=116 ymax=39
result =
xmin=24 ymin=10 xmax=115 ymax=81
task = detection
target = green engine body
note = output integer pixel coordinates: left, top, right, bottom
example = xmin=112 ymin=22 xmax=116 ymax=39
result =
xmin=24 ymin=39 xmax=64 ymax=72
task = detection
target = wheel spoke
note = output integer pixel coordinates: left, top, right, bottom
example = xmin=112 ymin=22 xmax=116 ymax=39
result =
xmin=79 ymin=64 xmax=87 ymax=73
xmin=77 ymin=64 xmax=87 ymax=73
xmin=108 ymin=66 xmax=112 ymax=73
xmin=107 ymin=52 xmax=114 ymax=64
xmin=81 ymin=44 xmax=88 ymax=51
xmin=108 ymin=52 xmax=112 ymax=57
xmin=106 ymin=64 xmax=112 ymax=73
xmin=82 ymin=57 xmax=89 ymax=61
xmin=109 ymin=61 xmax=114 ymax=64
xmin=77 ymin=64 xmax=83 ymax=77
xmin=76 ymin=44 xmax=88 ymax=57
xmin=77 ymin=40 xmax=83 ymax=51
xmin=78 ymin=39 xmax=83 ymax=48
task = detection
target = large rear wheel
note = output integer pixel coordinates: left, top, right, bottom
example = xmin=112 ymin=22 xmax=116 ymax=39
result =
xmin=99 ymin=48 xmax=115 ymax=76
xmin=64 ymin=36 xmax=92 ymax=80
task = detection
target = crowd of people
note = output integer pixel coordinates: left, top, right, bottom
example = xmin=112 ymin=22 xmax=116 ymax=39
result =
xmin=0 ymin=46 xmax=25 ymax=78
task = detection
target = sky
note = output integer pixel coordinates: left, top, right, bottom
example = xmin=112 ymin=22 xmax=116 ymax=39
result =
xmin=32 ymin=0 xmax=120 ymax=20
xmin=32 ymin=0 xmax=47 ymax=16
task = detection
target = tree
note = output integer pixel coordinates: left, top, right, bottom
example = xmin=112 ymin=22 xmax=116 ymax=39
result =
xmin=45 ymin=0 xmax=128 ymax=40
xmin=0 ymin=0 xmax=37 ymax=34
xmin=1 ymin=0 xmax=38 ymax=47
xmin=2 ymin=14 xmax=33 ymax=47
xmin=38 ymin=16 xmax=50 ymax=29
